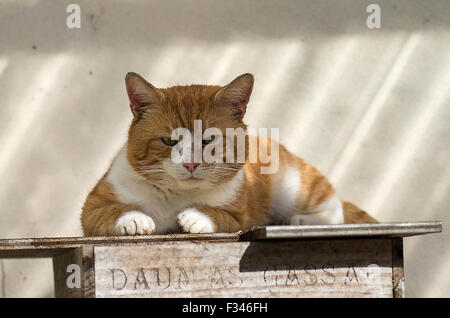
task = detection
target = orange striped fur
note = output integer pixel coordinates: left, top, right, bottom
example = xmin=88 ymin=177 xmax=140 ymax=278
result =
xmin=81 ymin=73 xmax=377 ymax=236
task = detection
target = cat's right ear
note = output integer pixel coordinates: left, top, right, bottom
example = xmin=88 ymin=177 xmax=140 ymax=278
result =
xmin=214 ymin=73 xmax=254 ymax=121
xmin=125 ymin=72 xmax=165 ymax=117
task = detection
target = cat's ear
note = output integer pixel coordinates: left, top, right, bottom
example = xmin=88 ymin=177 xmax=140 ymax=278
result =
xmin=214 ymin=73 xmax=254 ymax=121
xmin=125 ymin=72 xmax=165 ymax=117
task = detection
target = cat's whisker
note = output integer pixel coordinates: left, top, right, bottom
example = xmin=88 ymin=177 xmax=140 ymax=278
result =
xmin=136 ymin=170 xmax=165 ymax=174
xmin=135 ymin=167 xmax=165 ymax=173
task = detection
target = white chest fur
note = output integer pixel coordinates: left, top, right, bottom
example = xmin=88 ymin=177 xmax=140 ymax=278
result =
xmin=106 ymin=146 xmax=243 ymax=233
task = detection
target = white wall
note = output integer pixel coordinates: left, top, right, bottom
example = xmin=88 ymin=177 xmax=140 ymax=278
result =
xmin=0 ymin=0 xmax=448 ymax=297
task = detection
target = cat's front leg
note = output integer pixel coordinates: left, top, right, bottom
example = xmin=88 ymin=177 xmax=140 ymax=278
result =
xmin=176 ymin=206 xmax=242 ymax=233
xmin=81 ymin=179 xmax=156 ymax=236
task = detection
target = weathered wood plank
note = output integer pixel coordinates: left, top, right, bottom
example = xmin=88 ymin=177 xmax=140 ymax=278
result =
xmin=0 ymin=233 xmax=240 ymax=258
xmin=82 ymin=245 xmax=96 ymax=298
xmin=94 ymin=238 xmax=393 ymax=298
xmin=0 ymin=248 xmax=73 ymax=258
xmin=240 ymin=221 xmax=442 ymax=240
xmin=53 ymin=248 xmax=83 ymax=298
xmin=2 ymin=222 xmax=440 ymax=298
xmin=0 ymin=222 xmax=440 ymax=259
xmin=0 ymin=233 xmax=240 ymax=248
xmin=52 ymin=246 xmax=96 ymax=298
xmin=391 ymin=238 xmax=405 ymax=298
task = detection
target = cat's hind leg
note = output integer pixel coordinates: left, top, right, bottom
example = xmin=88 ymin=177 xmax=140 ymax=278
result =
xmin=289 ymin=195 xmax=344 ymax=225
xmin=269 ymin=160 xmax=344 ymax=226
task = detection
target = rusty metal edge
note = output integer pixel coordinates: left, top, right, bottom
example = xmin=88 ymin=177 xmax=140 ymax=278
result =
xmin=239 ymin=221 xmax=442 ymax=240
xmin=0 ymin=232 xmax=241 ymax=249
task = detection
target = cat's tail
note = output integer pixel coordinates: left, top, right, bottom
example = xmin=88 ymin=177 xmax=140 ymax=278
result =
xmin=341 ymin=200 xmax=379 ymax=224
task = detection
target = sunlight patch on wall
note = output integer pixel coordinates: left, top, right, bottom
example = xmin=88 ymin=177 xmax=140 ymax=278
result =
xmin=367 ymin=56 xmax=450 ymax=212
xmin=289 ymin=36 xmax=358 ymax=148
xmin=0 ymin=57 xmax=8 ymax=78
xmin=144 ymin=44 xmax=190 ymax=87
xmin=329 ymin=32 xmax=422 ymax=184
xmin=322 ymin=35 xmax=406 ymax=175
xmin=247 ymin=40 xmax=303 ymax=127
xmin=207 ymin=43 xmax=242 ymax=84
xmin=0 ymin=54 xmax=72 ymax=178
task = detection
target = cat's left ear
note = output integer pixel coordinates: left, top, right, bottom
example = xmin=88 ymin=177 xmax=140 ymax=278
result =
xmin=214 ymin=73 xmax=254 ymax=121
xmin=125 ymin=72 xmax=165 ymax=118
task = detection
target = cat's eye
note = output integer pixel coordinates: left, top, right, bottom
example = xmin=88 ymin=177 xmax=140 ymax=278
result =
xmin=161 ymin=137 xmax=179 ymax=146
xmin=202 ymin=135 xmax=216 ymax=145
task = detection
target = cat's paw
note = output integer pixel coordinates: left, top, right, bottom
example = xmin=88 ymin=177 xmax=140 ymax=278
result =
xmin=115 ymin=211 xmax=155 ymax=235
xmin=177 ymin=208 xmax=216 ymax=233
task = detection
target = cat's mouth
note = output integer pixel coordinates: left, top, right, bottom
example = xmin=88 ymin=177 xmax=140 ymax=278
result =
xmin=184 ymin=176 xmax=202 ymax=182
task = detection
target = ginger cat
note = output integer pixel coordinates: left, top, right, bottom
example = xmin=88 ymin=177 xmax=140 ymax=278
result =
xmin=81 ymin=73 xmax=377 ymax=236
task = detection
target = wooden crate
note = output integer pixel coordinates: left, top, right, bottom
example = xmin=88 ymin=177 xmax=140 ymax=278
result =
xmin=0 ymin=222 xmax=441 ymax=298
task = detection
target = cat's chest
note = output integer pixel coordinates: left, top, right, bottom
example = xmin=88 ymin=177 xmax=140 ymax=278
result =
xmin=108 ymin=174 xmax=238 ymax=214
xmin=107 ymin=169 xmax=193 ymax=214
xmin=106 ymin=145 xmax=243 ymax=232
xmin=106 ymin=169 xmax=192 ymax=234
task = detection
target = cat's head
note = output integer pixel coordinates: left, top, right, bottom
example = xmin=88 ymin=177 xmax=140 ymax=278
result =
xmin=124 ymin=72 xmax=254 ymax=190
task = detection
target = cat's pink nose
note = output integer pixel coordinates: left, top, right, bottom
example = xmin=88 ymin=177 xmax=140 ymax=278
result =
xmin=182 ymin=162 xmax=200 ymax=173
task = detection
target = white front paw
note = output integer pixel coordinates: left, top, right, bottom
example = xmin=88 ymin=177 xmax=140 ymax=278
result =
xmin=115 ymin=211 xmax=155 ymax=235
xmin=177 ymin=208 xmax=215 ymax=233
